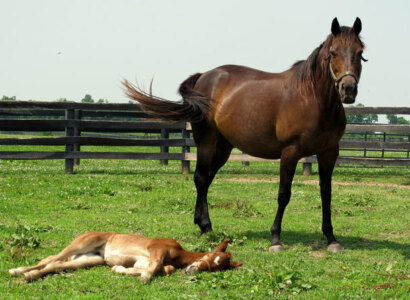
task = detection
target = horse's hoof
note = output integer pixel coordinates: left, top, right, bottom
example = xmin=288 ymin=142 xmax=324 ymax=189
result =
xmin=327 ymin=243 xmax=343 ymax=253
xmin=199 ymin=225 xmax=213 ymax=236
xmin=269 ymin=244 xmax=285 ymax=252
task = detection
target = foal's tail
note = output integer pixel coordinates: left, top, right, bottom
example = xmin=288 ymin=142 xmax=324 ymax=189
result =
xmin=122 ymin=73 xmax=213 ymax=123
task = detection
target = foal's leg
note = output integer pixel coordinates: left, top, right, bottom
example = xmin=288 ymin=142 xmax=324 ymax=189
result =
xmin=317 ymin=147 xmax=343 ymax=252
xmin=112 ymin=265 xmax=175 ymax=277
xmin=24 ymin=254 xmax=104 ymax=281
xmin=9 ymin=254 xmax=59 ymax=276
xmin=269 ymin=146 xmax=299 ymax=252
xmin=193 ymin=130 xmax=232 ymax=234
xmin=9 ymin=232 xmax=108 ymax=277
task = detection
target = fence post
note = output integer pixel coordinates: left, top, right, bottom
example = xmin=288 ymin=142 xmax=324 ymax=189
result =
xmin=160 ymin=128 xmax=169 ymax=165
xmin=74 ymin=109 xmax=82 ymax=166
xmin=302 ymin=162 xmax=312 ymax=176
xmin=408 ymin=133 xmax=410 ymax=159
xmin=241 ymin=151 xmax=250 ymax=166
xmin=65 ymin=109 xmax=75 ymax=174
xmin=181 ymin=125 xmax=190 ymax=174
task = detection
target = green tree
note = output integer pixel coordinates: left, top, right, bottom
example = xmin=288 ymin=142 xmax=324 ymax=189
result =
xmin=386 ymin=114 xmax=410 ymax=124
xmin=97 ymin=99 xmax=109 ymax=103
xmin=1 ymin=95 xmax=16 ymax=100
xmin=346 ymin=103 xmax=378 ymax=124
xmin=81 ymin=94 xmax=94 ymax=103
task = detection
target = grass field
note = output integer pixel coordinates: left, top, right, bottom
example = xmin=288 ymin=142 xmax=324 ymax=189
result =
xmin=0 ymin=151 xmax=409 ymax=299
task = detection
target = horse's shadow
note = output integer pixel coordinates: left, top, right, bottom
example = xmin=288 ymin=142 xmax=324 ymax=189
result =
xmin=243 ymin=230 xmax=410 ymax=259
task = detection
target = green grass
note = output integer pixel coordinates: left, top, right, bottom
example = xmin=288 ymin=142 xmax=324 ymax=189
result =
xmin=0 ymin=154 xmax=409 ymax=299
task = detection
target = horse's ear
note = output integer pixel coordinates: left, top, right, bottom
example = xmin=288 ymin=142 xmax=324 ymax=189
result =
xmin=331 ymin=18 xmax=341 ymax=36
xmin=215 ymin=238 xmax=230 ymax=252
xmin=352 ymin=17 xmax=362 ymax=35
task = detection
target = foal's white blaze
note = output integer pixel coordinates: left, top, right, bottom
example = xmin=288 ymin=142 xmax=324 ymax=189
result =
xmin=213 ymin=256 xmax=221 ymax=266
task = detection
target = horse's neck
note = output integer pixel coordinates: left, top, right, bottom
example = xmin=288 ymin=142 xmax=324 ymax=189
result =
xmin=313 ymin=63 xmax=343 ymax=113
xmin=177 ymin=250 xmax=207 ymax=267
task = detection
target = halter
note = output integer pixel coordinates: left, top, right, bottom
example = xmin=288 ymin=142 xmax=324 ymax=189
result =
xmin=328 ymin=48 xmax=359 ymax=88
xmin=196 ymin=257 xmax=212 ymax=271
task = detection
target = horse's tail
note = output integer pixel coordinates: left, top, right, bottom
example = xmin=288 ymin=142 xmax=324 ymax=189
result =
xmin=122 ymin=73 xmax=213 ymax=123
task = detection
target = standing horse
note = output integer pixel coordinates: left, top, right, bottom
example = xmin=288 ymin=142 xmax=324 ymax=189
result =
xmin=123 ymin=18 xmax=366 ymax=252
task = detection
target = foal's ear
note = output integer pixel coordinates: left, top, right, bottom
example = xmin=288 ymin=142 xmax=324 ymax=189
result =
xmin=215 ymin=238 xmax=230 ymax=252
xmin=352 ymin=17 xmax=362 ymax=35
xmin=331 ymin=18 xmax=341 ymax=36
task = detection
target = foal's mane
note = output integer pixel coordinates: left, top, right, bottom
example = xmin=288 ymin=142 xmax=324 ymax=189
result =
xmin=291 ymin=27 xmax=364 ymax=91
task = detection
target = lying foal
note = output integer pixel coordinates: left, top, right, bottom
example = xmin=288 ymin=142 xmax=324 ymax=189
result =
xmin=9 ymin=232 xmax=242 ymax=282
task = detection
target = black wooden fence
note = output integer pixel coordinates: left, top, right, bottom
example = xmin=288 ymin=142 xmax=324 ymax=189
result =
xmin=0 ymin=101 xmax=409 ymax=174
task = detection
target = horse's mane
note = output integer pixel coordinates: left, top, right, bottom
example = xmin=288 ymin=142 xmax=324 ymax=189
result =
xmin=291 ymin=27 xmax=365 ymax=91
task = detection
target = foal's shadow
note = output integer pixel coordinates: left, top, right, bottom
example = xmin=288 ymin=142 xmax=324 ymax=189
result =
xmin=243 ymin=230 xmax=410 ymax=259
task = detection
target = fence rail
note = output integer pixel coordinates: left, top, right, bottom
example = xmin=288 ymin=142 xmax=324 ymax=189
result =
xmin=0 ymin=101 xmax=409 ymax=174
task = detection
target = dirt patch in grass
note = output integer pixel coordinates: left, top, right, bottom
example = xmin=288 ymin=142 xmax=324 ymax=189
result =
xmin=308 ymin=251 xmax=326 ymax=258
xmin=221 ymin=178 xmax=410 ymax=189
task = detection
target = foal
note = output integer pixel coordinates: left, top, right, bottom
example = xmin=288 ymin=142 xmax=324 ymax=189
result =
xmin=9 ymin=232 xmax=242 ymax=282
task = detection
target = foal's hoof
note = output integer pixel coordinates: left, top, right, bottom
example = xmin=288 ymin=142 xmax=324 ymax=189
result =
xmin=9 ymin=268 xmax=24 ymax=277
xmin=327 ymin=242 xmax=343 ymax=253
xmin=24 ymin=270 xmax=40 ymax=281
xmin=269 ymin=244 xmax=285 ymax=252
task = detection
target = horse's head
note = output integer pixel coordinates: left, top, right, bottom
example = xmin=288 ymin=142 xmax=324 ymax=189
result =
xmin=328 ymin=17 xmax=366 ymax=104
xmin=185 ymin=239 xmax=242 ymax=274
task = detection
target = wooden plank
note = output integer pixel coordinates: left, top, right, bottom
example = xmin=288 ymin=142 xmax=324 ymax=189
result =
xmin=184 ymin=153 xmax=410 ymax=166
xmin=336 ymin=157 xmax=410 ymax=166
xmin=81 ymin=111 xmax=150 ymax=119
xmin=344 ymin=107 xmax=410 ymax=115
xmin=0 ymin=109 xmax=155 ymax=119
xmin=0 ymin=137 xmax=189 ymax=146
xmin=339 ymin=140 xmax=409 ymax=150
xmin=0 ymin=151 xmax=184 ymax=160
xmin=1 ymin=102 xmax=409 ymax=115
xmin=0 ymin=119 xmax=185 ymax=132
xmin=345 ymin=124 xmax=410 ymax=133
xmin=0 ymin=100 xmax=142 ymax=111
xmin=187 ymin=122 xmax=410 ymax=134
xmin=0 ymin=109 xmax=64 ymax=117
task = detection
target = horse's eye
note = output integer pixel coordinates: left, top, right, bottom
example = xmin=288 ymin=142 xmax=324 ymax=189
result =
xmin=330 ymin=51 xmax=337 ymax=58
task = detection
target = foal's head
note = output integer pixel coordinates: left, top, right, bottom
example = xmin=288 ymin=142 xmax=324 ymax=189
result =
xmin=185 ymin=239 xmax=242 ymax=274
xmin=327 ymin=17 xmax=366 ymax=104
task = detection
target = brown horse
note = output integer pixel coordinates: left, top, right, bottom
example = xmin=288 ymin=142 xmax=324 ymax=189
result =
xmin=123 ymin=18 xmax=366 ymax=252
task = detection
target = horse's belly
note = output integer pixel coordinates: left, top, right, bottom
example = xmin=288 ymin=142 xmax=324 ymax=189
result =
xmin=219 ymin=126 xmax=282 ymax=159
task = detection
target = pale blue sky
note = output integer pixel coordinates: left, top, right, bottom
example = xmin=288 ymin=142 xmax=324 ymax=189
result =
xmin=1 ymin=0 xmax=409 ymax=108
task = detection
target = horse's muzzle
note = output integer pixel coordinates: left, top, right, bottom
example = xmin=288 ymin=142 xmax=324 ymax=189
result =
xmin=339 ymin=80 xmax=357 ymax=104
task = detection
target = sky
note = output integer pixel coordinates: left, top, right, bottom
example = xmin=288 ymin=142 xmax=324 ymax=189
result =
xmin=1 ymin=0 xmax=409 ymax=108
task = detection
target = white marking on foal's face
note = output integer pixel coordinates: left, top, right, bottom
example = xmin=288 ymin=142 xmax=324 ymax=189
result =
xmin=213 ymin=256 xmax=221 ymax=266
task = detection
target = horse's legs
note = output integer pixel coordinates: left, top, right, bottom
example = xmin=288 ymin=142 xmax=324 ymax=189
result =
xmin=193 ymin=131 xmax=232 ymax=234
xmin=269 ymin=147 xmax=299 ymax=251
xmin=317 ymin=147 xmax=343 ymax=252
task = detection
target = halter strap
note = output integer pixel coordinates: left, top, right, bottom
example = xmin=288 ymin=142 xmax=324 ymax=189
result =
xmin=329 ymin=64 xmax=359 ymax=87
xmin=197 ymin=258 xmax=212 ymax=272
xmin=328 ymin=49 xmax=359 ymax=88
